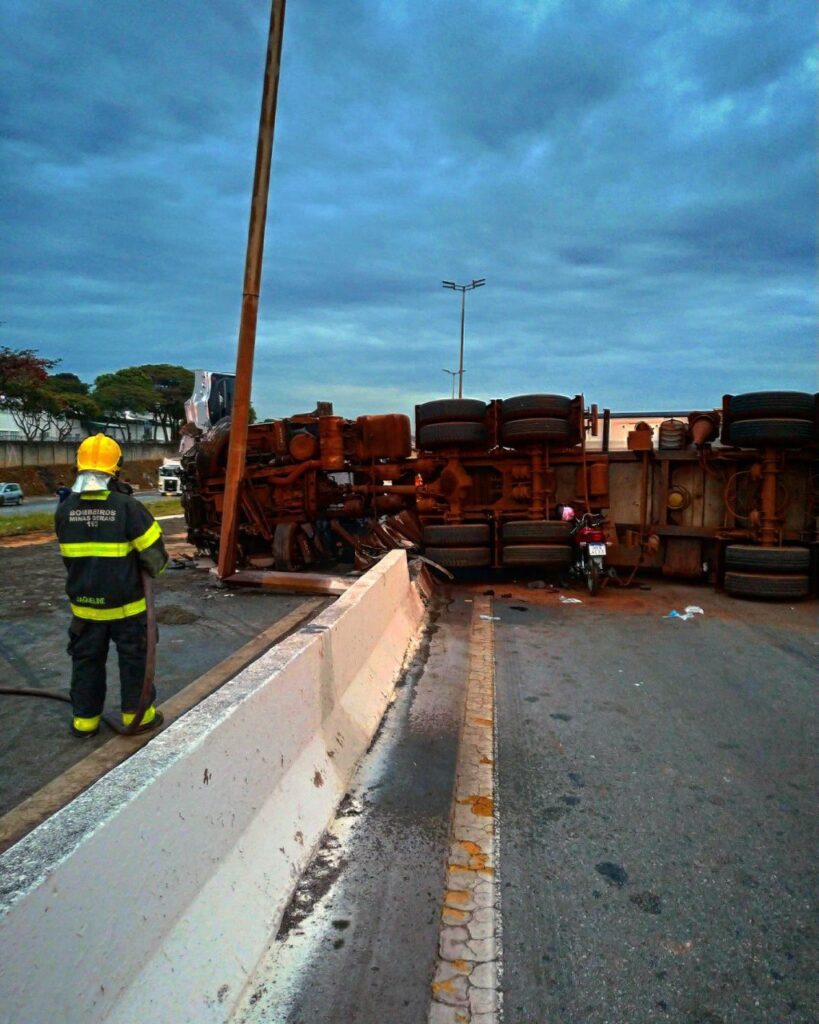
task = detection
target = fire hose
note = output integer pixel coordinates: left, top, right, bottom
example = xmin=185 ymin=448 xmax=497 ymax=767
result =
xmin=0 ymin=571 xmax=159 ymax=737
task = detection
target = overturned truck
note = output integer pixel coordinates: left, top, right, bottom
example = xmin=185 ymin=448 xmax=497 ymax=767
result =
xmin=181 ymin=388 xmax=819 ymax=599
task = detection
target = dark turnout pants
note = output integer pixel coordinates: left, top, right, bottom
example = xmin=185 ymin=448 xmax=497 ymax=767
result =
xmin=67 ymin=614 xmax=155 ymax=717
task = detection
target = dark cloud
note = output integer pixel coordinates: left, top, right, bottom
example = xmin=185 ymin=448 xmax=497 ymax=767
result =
xmin=0 ymin=0 xmax=814 ymax=419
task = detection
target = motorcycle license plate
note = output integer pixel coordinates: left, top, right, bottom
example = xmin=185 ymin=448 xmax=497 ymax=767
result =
xmin=588 ymin=544 xmax=607 ymax=556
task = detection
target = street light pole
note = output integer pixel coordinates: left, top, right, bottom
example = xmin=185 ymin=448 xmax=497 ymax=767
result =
xmin=441 ymin=278 xmax=485 ymax=398
xmin=442 ymin=368 xmax=464 ymax=399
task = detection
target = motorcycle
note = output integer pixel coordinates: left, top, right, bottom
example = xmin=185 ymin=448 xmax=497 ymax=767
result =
xmin=569 ymin=510 xmax=608 ymax=595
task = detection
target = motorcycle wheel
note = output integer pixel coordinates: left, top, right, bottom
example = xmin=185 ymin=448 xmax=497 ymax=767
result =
xmin=586 ymin=558 xmax=601 ymax=595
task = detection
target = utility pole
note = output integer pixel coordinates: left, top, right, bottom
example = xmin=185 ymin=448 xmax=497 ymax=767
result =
xmin=217 ymin=0 xmax=287 ymax=579
xmin=441 ymin=279 xmax=485 ymax=398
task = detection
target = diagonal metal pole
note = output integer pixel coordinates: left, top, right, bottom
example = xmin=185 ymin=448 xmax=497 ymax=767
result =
xmin=217 ymin=0 xmax=287 ymax=579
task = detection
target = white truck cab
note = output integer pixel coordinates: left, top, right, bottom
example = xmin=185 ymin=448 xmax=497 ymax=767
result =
xmin=158 ymin=459 xmax=182 ymax=495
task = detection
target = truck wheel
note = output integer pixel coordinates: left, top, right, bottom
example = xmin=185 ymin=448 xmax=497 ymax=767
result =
xmin=724 ymin=571 xmax=810 ymax=600
xmin=424 ymin=546 xmax=491 ymax=568
xmin=416 ymin=399 xmax=487 ymax=426
xmin=418 ymin=422 xmax=488 ymax=449
xmin=502 ymin=520 xmax=573 ymax=543
xmin=502 ymin=418 xmax=572 ymax=445
xmin=502 ymin=544 xmax=572 ymax=567
xmin=727 ymin=419 xmax=816 ymax=448
xmin=501 ymin=394 xmax=572 ymax=421
xmin=729 ymin=391 xmax=815 ymax=421
xmin=423 ymin=523 xmax=490 ymax=545
xmin=725 ymin=545 xmax=810 ymax=573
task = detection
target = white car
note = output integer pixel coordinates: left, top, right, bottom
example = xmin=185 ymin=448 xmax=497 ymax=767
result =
xmin=0 ymin=482 xmax=24 ymax=506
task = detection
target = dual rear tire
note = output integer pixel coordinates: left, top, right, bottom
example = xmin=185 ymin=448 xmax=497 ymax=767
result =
xmin=416 ymin=399 xmax=488 ymax=450
xmin=724 ymin=544 xmax=810 ymax=600
xmin=422 ymin=519 xmax=575 ymax=570
xmin=725 ymin=391 xmax=817 ymax=449
xmin=423 ymin=523 xmax=491 ymax=568
xmin=501 ymin=518 xmax=573 ymax=568
xmin=500 ymin=394 xmax=573 ymax=447
xmin=416 ymin=393 xmax=577 ymax=449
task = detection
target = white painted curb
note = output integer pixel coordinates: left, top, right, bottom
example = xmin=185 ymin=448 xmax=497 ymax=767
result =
xmin=0 ymin=550 xmax=426 ymax=1024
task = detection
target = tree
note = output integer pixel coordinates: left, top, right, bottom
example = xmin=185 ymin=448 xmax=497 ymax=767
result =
xmin=0 ymin=347 xmax=60 ymax=440
xmin=0 ymin=347 xmax=56 ymax=399
xmin=92 ymin=368 xmax=155 ymax=442
xmin=136 ymin=364 xmax=195 ymax=442
xmin=42 ymin=374 xmax=99 ymax=441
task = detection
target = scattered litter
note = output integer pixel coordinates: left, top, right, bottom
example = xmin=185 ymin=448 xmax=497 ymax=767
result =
xmin=560 ymin=596 xmax=583 ymax=604
xmin=464 ymin=598 xmax=473 ymax=603
xmin=482 ymin=589 xmax=495 ymax=596
xmin=509 ymin=605 xmax=528 ymax=612
xmin=634 ymin=682 xmax=643 ymax=687
xmin=664 ymin=606 xmax=704 ymax=621
xmin=479 ymin=614 xmax=501 ymax=621
xmin=527 ymin=580 xmax=546 ymax=589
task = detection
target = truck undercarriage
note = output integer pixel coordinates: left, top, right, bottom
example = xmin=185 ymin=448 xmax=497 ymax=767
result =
xmin=181 ymin=389 xmax=818 ymax=598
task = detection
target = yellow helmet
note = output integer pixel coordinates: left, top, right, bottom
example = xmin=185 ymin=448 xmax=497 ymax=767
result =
xmin=77 ymin=434 xmax=122 ymax=475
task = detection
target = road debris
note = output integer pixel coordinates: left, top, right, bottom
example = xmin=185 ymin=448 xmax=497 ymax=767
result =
xmin=664 ymin=605 xmax=704 ymax=621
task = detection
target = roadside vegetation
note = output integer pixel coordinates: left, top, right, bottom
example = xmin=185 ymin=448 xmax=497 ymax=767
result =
xmin=0 ymin=498 xmax=183 ymax=539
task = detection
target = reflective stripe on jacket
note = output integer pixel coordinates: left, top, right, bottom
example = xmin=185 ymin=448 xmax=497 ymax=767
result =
xmin=55 ymin=490 xmax=168 ymax=620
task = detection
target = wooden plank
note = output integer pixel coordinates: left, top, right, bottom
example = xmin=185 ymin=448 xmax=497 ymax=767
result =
xmin=0 ymin=598 xmax=324 ymax=854
xmin=224 ymin=569 xmax=353 ymax=595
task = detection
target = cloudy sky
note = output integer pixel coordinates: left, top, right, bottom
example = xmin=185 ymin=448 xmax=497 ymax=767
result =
xmin=1 ymin=0 xmax=815 ymax=419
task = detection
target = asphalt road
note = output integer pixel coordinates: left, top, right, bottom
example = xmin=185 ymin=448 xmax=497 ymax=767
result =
xmin=494 ymin=585 xmax=818 ymax=1024
xmin=235 ymin=579 xmax=817 ymax=1024
xmin=0 ymin=490 xmax=164 ymax=516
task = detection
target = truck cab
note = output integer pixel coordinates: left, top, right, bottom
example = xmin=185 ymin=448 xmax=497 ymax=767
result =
xmin=158 ymin=459 xmax=183 ymax=495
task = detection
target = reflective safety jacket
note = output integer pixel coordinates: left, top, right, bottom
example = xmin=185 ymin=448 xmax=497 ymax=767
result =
xmin=55 ymin=489 xmax=169 ymax=621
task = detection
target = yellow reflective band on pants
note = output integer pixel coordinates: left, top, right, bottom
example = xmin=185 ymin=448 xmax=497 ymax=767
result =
xmin=132 ymin=521 xmax=162 ymax=552
xmin=73 ymin=715 xmax=101 ymax=733
xmin=60 ymin=541 xmax=132 ymax=558
xmin=70 ymin=598 xmax=147 ymax=621
xmin=122 ymin=706 xmax=156 ymax=727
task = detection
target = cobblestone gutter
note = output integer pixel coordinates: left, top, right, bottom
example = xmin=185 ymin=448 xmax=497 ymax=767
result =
xmin=429 ymin=596 xmax=501 ymax=1024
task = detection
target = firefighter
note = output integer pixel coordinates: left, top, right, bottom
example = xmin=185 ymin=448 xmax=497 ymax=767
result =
xmin=55 ymin=434 xmax=169 ymax=737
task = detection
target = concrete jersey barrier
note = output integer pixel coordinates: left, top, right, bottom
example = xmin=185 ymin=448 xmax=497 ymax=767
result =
xmin=0 ymin=549 xmax=427 ymax=1024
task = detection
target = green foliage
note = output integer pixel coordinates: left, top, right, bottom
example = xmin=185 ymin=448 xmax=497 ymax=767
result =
xmin=0 ymin=510 xmax=54 ymax=537
xmin=142 ymin=497 xmax=183 ymax=517
xmin=41 ymin=375 xmax=100 ymax=440
xmin=1 ymin=349 xmax=197 ymax=444
xmin=92 ymin=368 xmax=156 ymax=441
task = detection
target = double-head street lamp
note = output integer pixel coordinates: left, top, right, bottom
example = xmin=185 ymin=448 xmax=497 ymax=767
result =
xmin=442 ymin=367 xmax=466 ymax=399
xmin=441 ymin=278 xmax=485 ymax=399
